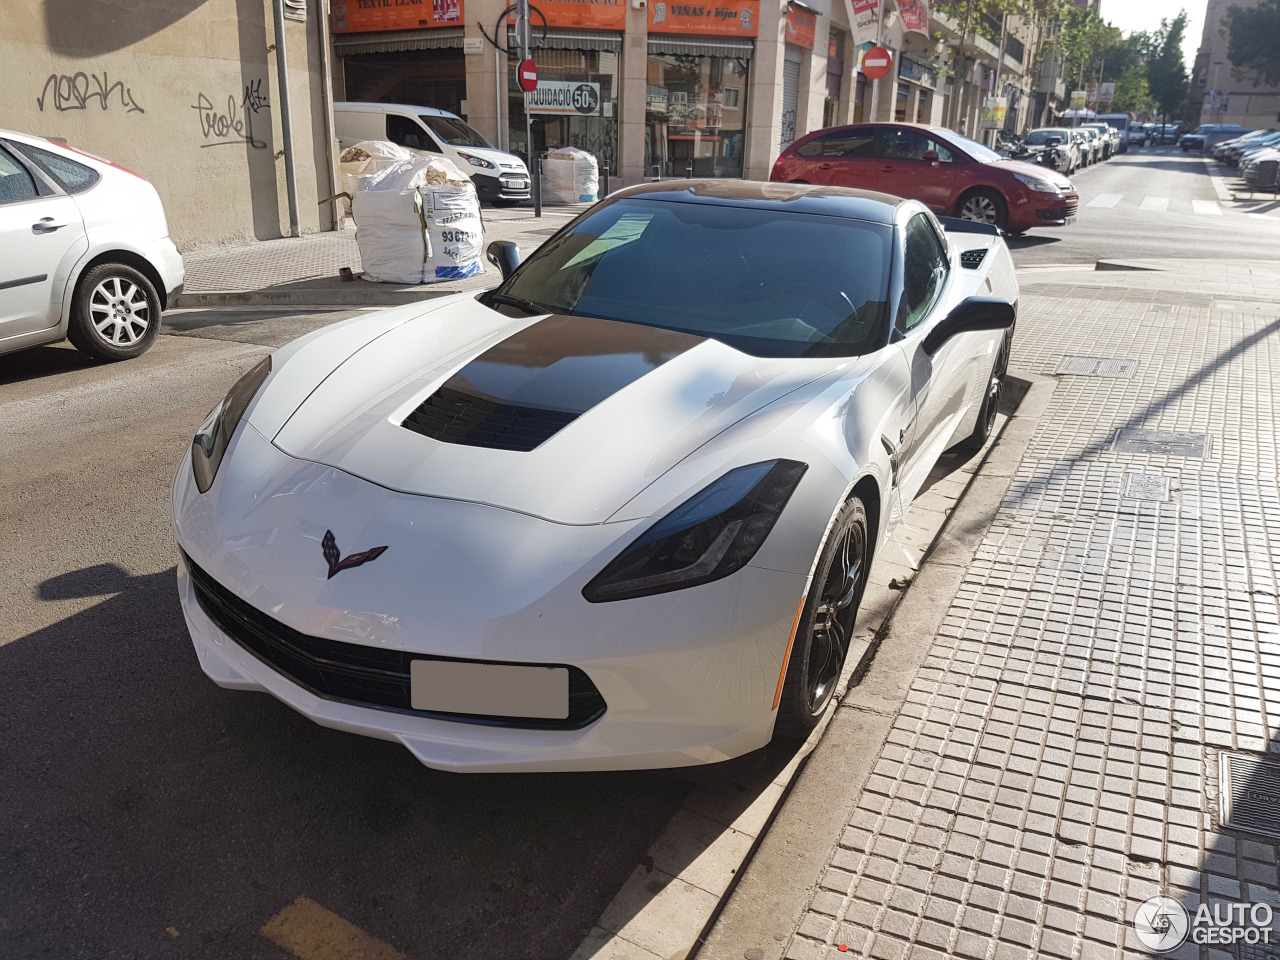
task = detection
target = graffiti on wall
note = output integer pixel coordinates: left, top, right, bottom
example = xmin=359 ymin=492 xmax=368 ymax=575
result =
xmin=37 ymin=72 xmax=145 ymax=113
xmin=193 ymin=80 xmax=270 ymax=149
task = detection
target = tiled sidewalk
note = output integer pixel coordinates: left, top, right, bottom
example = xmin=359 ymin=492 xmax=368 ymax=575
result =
xmin=779 ymin=264 xmax=1280 ymax=960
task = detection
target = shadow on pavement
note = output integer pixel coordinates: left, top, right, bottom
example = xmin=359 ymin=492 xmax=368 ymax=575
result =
xmin=0 ymin=343 xmax=98 ymax=386
xmin=0 ymin=564 xmax=692 ymax=960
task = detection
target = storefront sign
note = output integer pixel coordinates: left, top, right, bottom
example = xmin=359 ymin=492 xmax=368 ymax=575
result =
xmin=330 ymin=0 xmax=463 ymax=32
xmin=526 ymin=80 xmax=602 ymax=115
xmin=983 ymin=95 xmax=1006 ymax=128
xmin=785 ymin=6 xmax=816 ymax=49
xmin=1070 ymin=89 xmax=1086 ymax=108
xmin=898 ymin=55 xmax=935 ymax=88
xmin=898 ymin=0 xmax=928 ymax=35
xmin=649 ymin=0 xmax=760 ymax=37
xmin=510 ymin=0 xmax=625 ymax=32
xmin=846 ymin=0 xmax=879 ymax=46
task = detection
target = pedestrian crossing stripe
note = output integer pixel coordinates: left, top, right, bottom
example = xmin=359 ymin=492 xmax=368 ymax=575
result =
xmin=1138 ymin=196 xmax=1169 ymax=211
xmin=1192 ymin=200 xmax=1223 ymax=215
xmin=1087 ymin=194 xmax=1123 ymax=208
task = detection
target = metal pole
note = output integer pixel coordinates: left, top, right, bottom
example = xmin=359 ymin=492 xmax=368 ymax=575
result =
xmin=315 ymin=0 xmax=339 ymax=230
xmin=495 ymin=45 xmax=505 ymax=151
xmin=516 ymin=0 xmax=540 ymax=218
xmin=272 ymin=0 xmax=301 ymax=237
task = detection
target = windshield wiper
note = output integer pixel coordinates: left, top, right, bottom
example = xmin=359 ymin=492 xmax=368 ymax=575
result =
xmin=485 ymin=293 xmax=556 ymax=316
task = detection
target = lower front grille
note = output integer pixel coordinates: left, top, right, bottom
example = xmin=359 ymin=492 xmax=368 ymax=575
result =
xmin=183 ymin=552 xmax=607 ymax=730
xmin=1038 ymin=204 xmax=1078 ymax=220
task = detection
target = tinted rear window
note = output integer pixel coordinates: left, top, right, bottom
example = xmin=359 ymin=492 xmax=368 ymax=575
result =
xmin=10 ymin=142 xmax=100 ymax=194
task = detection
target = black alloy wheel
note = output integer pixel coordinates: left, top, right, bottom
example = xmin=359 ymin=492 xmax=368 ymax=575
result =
xmin=953 ymin=327 xmax=1012 ymax=455
xmin=775 ymin=497 xmax=870 ymax=738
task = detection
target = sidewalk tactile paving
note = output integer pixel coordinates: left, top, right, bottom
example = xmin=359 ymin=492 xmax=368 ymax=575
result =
xmin=788 ymin=280 xmax=1280 ymax=959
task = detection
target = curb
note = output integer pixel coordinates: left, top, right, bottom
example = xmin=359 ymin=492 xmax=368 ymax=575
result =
xmin=172 ymin=286 xmax=469 ymax=309
xmin=691 ymin=371 xmax=1058 ymax=960
xmin=1093 ymin=259 xmax=1166 ymax=272
xmin=568 ymin=373 xmax=1055 ymax=960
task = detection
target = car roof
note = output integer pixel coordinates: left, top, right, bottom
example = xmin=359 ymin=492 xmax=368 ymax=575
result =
xmin=607 ymin=180 xmax=903 ymax=225
xmin=334 ymin=102 xmax=458 ymax=119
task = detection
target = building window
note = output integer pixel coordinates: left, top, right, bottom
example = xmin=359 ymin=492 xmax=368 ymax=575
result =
xmin=646 ymin=53 xmax=751 ymax=178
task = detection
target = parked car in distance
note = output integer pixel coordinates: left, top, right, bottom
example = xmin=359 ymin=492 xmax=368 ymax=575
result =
xmin=772 ymin=123 xmax=1078 ymax=233
xmin=1096 ymin=114 xmax=1133 ymax=152
xmin=1025 ymin=128 xmax=1079 ymax=173
xmin=1212 ymin=129 xmax=1273 ymax=160
xmin=1080 ymin=124 xmax=1114 ymax=160
xmin=1180 ymin=123 xmax=1245 ymax=152
xmin=0 ymin=130 xmax=184 ymax=362
xmin=335 ymin=102 xmax=531 ymax=204
xmin=1223 ymin=130 xmax=1280 ymax=166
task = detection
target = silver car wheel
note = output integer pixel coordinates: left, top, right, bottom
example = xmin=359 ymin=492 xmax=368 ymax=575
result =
xmin=961 ymin=195 xmax=1000 ymax=224
xmin=89 ymin=276 xmax=151 ymax=346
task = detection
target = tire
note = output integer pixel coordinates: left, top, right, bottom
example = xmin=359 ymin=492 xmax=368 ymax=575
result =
xmin=67 ymin=263 xmax=162 ymax=362
xmin=952 ymin=327 xmax=1012 ymax=456
xmin=774 ymin=496 xmax=871 ymax=739
xmin=956 ymin=188 xmax=1007 ymax=231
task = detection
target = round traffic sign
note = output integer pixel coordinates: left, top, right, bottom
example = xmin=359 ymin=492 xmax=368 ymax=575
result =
xmin=517 ymin=59 xmax=538 ymax=93
xmin=862 ymin=46 xmax=892 ymax=80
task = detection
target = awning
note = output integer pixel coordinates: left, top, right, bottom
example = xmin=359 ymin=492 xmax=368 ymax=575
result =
xmin=648 ymin=37 xmax=755 ymax=58
xmin=333 ymin=27 xmax=465 ymax=55
xmin=507 ymin=29 xmax=623 ymax=52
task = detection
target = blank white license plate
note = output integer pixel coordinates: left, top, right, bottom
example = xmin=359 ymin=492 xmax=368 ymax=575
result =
xmin=410 ymin=659 xmax=568 ymax=719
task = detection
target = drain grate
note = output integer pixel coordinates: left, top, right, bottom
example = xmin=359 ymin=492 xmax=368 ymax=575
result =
xmin=1123 ymin=473 xmax=1170 ymax=501
xmin=1114 ymin=429 xmax=1210 ymax=457
xmin=1055 ymin=356 xmax=1139 ymax=377
xmin=1220 ymin=753 xmax=1280 ymax=840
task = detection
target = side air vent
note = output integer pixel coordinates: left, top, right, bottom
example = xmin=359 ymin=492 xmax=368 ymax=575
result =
xmin=402 ymin=385 xmax=577 ymax=452
xmin=960 ymin=249 xmax=987 ymax=269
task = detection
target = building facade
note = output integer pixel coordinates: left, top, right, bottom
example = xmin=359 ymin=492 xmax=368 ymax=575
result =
xmin=1188 ymin=0 xmax=1280 ymax=130
xmin=329 ymin=0 xmax=1040 ymax=188
xmin=3 ymin=0 xmax=340 ymax=249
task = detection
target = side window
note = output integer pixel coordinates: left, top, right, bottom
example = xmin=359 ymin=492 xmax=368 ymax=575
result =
xmin=386 ymin=115 xmax=440 ymax=153
xmin=880 ymin=128 xmax=930 ymax=161
xmin=900 ymin=215 xmax=950 ymax=331
xmin=10 ymin=142 xmax=99 ymax=194
xmin=0 ymin=147 xmax=39 ymax=205
xmin=795 ymin=131 xmax=875 ymax=158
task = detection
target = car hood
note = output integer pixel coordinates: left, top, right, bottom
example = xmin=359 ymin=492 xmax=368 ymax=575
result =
xmin=269 ymin=297 xmax=831 ymax=525
xmin=997 ymin=159 xmax=1073 ymax=190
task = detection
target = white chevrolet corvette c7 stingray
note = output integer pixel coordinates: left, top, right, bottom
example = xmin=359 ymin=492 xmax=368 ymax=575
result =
xmin=172 ymin=180 xmax=1018 ymax=773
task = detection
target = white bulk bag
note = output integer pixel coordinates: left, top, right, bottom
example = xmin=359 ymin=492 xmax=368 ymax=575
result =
xmin=350 ymin=156 xmax=484 ymax=284
xmin=542 ymin=147 xmax=599 ymax=204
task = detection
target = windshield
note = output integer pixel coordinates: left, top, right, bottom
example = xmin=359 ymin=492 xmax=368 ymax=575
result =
xmin=1103 ymin=118 xmax=1128 ymax=131
xmin=932 ymin=129 xmax=1002 ymax=162
xmin=1026 ymin=129 xmax=1065 ymax=145
xmin=490 ymin=198 xmax=893 ymax=358
xmin=422 ymin=115 xmax=493 ymax=148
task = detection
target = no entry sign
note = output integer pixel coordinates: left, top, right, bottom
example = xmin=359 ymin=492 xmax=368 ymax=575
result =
xmin=517 ymin=59 xmax=538 ymax=93
xmin=862 ymin=46 xmax=892 ymax=80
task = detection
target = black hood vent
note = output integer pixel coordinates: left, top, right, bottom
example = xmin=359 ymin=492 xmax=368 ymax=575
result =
xmin=403 ymin=386 xmax=578 ymax=452
xmin=402 ymin=314 xmax=705 ymax=451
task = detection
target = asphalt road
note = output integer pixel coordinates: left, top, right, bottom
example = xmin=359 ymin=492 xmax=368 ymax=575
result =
xmin=0 ymin=317 xmax=689 ymax=960
xmin=1006 ymin=145 xmax=1280 ymax=266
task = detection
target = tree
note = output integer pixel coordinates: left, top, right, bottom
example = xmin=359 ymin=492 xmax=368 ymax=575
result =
xmin=1112 ymin=63 xmax=1155 ymax=114
xmin=1224 ymin=0 xmax=1280 ymax=87
xmin=1146 ymin=11 xmax=1189 ymax=120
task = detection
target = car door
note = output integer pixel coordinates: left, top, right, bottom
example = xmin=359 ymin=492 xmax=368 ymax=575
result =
xmin=876 ymin=127 xmax=958 ymax=213
xmin=790 ymin=128 xmax=879 ymax=188
xmin=0 ymin=142 xmax=87 ymax=341
xmin=892 ymin=213 xmax=986 ymax=507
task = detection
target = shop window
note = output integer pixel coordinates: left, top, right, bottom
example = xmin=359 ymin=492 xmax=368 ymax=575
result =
xmin=508 ymin=46 xmax=619 ymax=175
xmin=646 ymin=53 xmax=750 ymax=178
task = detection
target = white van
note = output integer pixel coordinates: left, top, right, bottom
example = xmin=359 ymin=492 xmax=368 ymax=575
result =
xmin=334 ymin=102 xmax=530 ymax=204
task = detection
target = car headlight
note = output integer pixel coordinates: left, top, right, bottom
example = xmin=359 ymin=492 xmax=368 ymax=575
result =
xmin=457 ymin=151 xmax=496 ymax=169
xmin=582 ymin=460 xmax=808 ymax=602
xmin=191 ymin=356 xmax=271 ymax=493
xmin=1014 ymin=172 xmax=1061 ymax=193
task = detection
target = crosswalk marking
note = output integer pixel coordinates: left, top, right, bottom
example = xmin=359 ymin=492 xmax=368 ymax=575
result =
xmin=1139 ymin=196 xmax=1169 ymax=211
xmin=1087 ymin=193 xmax=1123 ymax=208
xmin=1192 ymin=200 xmax=1223 ymax=215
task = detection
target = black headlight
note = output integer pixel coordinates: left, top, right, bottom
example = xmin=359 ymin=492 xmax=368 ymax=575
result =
xmin=191 ymin=356 xmax=271 ymax=493
xmin=582 ymin=459 xmax=808 ymax=603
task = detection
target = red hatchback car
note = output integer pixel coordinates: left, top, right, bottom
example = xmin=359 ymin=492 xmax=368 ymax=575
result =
xmin=771 ymin=122 xmax=1079 ymax=234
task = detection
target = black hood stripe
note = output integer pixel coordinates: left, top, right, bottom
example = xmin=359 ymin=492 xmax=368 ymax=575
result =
xmin=402 ymin=315 xmax=706 ymax=451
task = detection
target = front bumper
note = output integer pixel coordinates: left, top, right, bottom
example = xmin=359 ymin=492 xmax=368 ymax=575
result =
xmin=172 ymin=423 xmax=805 ymax=773
xmin=472 ymin=172 xmax=530 ymax=202
xmin=1009 ymin=192 xmax=1079 ymax=230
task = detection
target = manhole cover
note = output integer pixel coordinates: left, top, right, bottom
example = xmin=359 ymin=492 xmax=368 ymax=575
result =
xmin=1123 ymin=473 xmax=1170 ymax=501
xmin=1114 ymin=429 xmax=1210 ymax=457
xmin=1055 ymin=356 xmax=1138 ymax=377
xmin=1220 ymin=753 xmax=1280 ymax=839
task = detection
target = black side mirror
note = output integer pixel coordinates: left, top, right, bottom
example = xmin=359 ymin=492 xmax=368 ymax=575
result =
xmin=922 ymin=297 xmax=1016 ymax=356
xmin=486 ymin=240 xmax=521 ymax=280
